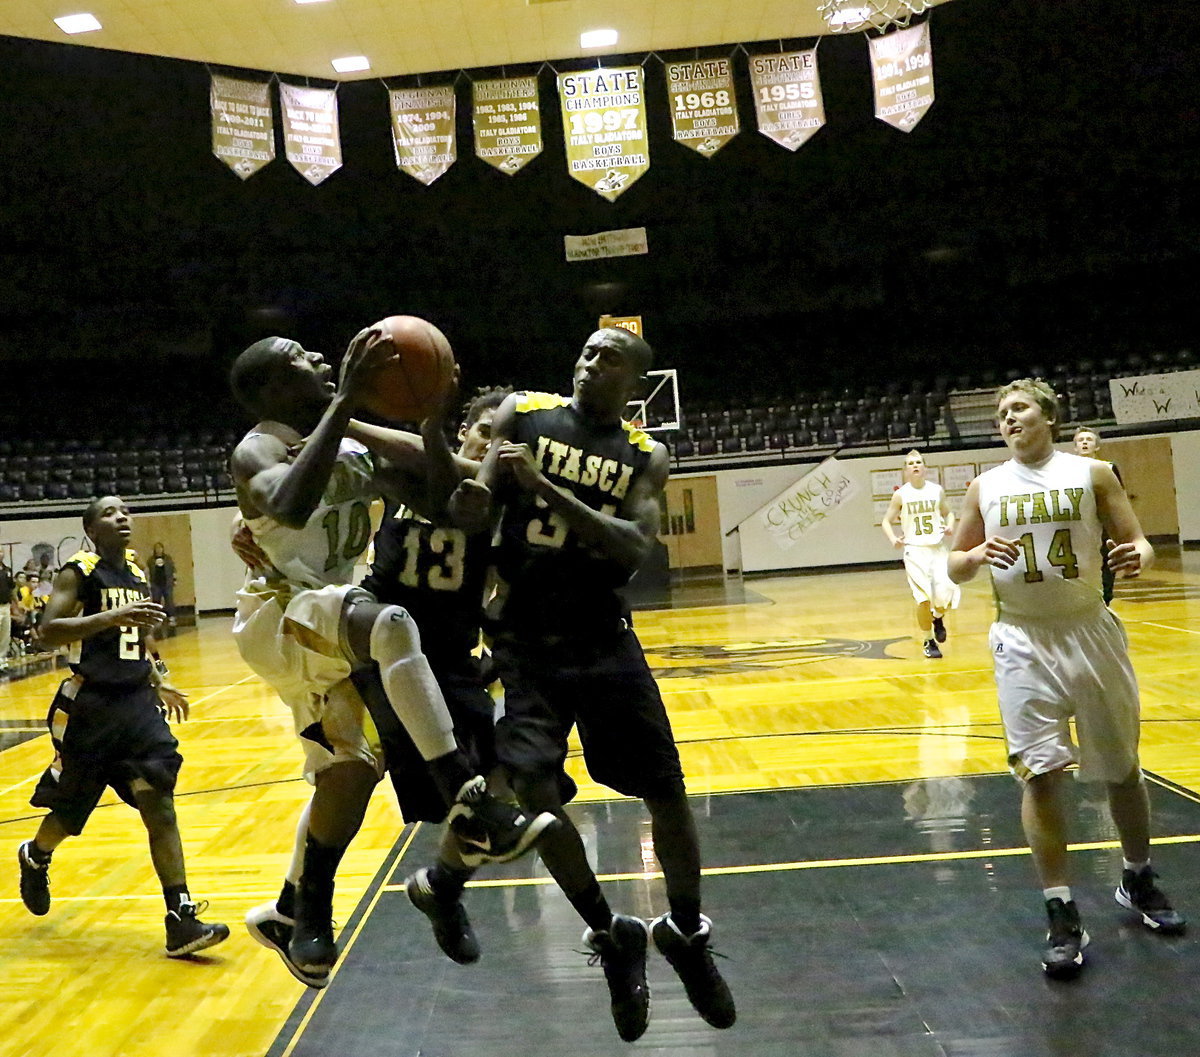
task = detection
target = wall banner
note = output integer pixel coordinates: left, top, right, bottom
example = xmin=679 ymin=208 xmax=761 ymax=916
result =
xmin=756 ymin=456 xmax=858 ymax=551
xmin=564 ymin=227 xmax=648 ymax=263
xmin=558 ymin=67 xmax=650 ymax=201
xmin=664 ymin=59 xmax=739 ymax=157
xmin=210 ymin=75 xmax=274 ymax=180
xmin=472 ymin=77 xmax=542 ymax=175
xmin=870 ymin=22 xmax=935 ymax=132
xmin=1110 ymin=368 xmax=1200 ymax=424
xmin=748 ymin=49 xmax=826 ymax=151
xmin=278 ymin=82 xmax=342 ymax=185
xmin=389 ymin=85 xmax=457 ymax=185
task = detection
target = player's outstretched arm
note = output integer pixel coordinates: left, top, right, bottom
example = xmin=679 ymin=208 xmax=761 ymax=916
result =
xmin=1093 ymin=460 xmax=1154 ymax=577
xmin=948 ymin=481 xmax=1019 ymax=583
xmin=446 ymin=393 xmax=518 ymax=533
xmin=881 ymin=492 xmax=904 ymax=548
xmin=38 ymin=566 xmax=165 ymax=647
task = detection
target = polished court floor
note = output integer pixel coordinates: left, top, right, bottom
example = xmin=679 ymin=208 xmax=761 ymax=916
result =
xmin=2 ymin=552 xmax=1199 ymax=1057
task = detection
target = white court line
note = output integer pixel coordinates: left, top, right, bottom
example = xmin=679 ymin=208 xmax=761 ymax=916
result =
xmin=1140 ymin=621 xmax=1200 ymax=636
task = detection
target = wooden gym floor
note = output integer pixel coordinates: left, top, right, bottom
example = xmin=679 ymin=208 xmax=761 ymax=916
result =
xmin=2 ymin=550 xmax=1199 ymax=1057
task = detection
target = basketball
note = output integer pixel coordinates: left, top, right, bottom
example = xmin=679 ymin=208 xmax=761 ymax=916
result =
xmin=362 ymin=315 xmax=456 ymax=422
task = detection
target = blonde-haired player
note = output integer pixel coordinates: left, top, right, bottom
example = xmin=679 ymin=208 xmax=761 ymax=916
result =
xmin=882 ymin=450 xmax=958 ymax=658
xmin=949 ymin=378 xmax=1184 ymax=979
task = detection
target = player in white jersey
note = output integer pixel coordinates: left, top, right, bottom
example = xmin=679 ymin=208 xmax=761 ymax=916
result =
xmin=228 ymin=330 xmax=555 ymax=983
xmin=1073 ymin=427 xmax=1123 ymax=604
xmin=949 ymin=378 xmax=1184 ymax=980
xmin=881 ymin=450 xmax=958 ymax=658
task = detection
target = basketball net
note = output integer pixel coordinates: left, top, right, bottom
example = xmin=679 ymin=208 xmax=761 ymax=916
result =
xmin=818 ymin=0 xmax=934 ymax=33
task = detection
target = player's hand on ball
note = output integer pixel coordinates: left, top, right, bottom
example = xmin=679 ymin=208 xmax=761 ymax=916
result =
xmin=1106 ymin=539 xmax=1143 ymax=578
xmin=339 ymin=326 xmax=394 ymax=406
xmin=159 ymin=686 xmax=190 ymax=722
xmin=449 ymin=478 xmax=492 ymax=533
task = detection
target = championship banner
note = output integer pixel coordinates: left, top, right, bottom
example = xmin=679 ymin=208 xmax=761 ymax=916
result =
xmin=869 ymin=23 xmax=935 ymax=133
xmin=210 ymin=74 xmax=274 ymax=180
xmin=564 ymin=227 xmax=648 ymax=263
xmin=390 ymin=85 xmax=457 ymax=185
xmin=664 ymin=59 xmax=739 ymax=157
xmin=278 ymin=82 xmax=342 ymax=186
xmin=472 ymin=77 xmax=542 ymax=175
xmin=558 ymin=67 xmax=650 ymax=201
xmin=757 ymin=457 xmax=858 ymax=550
xmin=748 ymin=49 xmax=826 ymax=151
xmin=1110 ymin=368 xmax=1200 ymax=424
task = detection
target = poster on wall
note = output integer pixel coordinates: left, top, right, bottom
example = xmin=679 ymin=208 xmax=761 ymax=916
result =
xmin=210 ymin=74 xmax=274 ymax=179
xmin=664 ymin=58 xmax=739 ymax=156
xmin=756 ymin=456 xmax=859 ymax=551
xmin=472 ymin=77 xmax=542 ymax=175
xmin=748 ymin=49 xmax=826 ymax=151
xmin=558 ymin=67 xmax=650 ymax=201
xmin=390 ymin=85 xmax=457 ymax=185
xmin=278 ymin=82 xmax=342 ymax=185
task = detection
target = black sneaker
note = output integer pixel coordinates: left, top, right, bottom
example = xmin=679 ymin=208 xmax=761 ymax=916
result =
xmin=406 ymin=867 xmax=480 ymax=964
xmin=289 ymin=875 xmax=338 ymax=975
xmin=447 ymin=776 xmax=560 ymax=868
xmin=650 ymin=913 xmax=736 ymax=1028
xmin=245 ymin=901 xmax=329 ymax=988
xmin=165 ymin=899 xmax=230 ymax=957
xmin=17 ymin=841 xmax=51 ymax=916
xmin=583 ymin=914 xmax=651 ymax=1042
xmin=932 ymin=616 xmax=947 ymax=643
xmin=923 ymin=639 xmax=942 ymax=659
xmin=1042 ymin=897 xmax=1089 ymax=979
xmin=1116 ymin=868 xmax=1187 ymax=934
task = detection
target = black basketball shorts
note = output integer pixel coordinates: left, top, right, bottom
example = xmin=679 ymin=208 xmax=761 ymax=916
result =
xmin=30 ymin=677 xmax=182 ymax=835
xmin=492 ymin=627 xmax=685 ymax=801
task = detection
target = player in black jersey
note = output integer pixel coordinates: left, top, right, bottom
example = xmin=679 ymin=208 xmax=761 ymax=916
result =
xmin=17 ymin=496 xmax=229 ymax=957
xmin=439 ymin=328 xmax=736 ymax=1041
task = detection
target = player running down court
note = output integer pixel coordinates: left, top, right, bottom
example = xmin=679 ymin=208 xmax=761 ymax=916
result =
xmin=228 ymin=330 xmax=555 ymax=981
xmin=18 ymin=496 xmax=228 ymax=957
xmin=949 ymin=378 xmax=1184 ymax=979
xmin=881 ymin=449 xmax=958 ymax=658
xmin=433 ymin=327 xmax=735 ymax=1040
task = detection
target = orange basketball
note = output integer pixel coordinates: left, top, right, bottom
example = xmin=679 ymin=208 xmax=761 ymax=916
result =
xmin=363 ymin=315 xmax=455 ymax=422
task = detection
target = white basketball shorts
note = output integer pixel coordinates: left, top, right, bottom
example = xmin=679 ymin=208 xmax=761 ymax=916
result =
xmin=903 ymin=543 xmax=960 ymax=613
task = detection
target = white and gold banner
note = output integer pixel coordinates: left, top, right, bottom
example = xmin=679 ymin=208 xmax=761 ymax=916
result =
xmin=869 ymin=23 xmax=935 ymax=132
xmin=564 ymin=227 xmax=648 ymax=263
xmin=472 ymin=77 xmax=542 ymax=175
xmin=749 ymin=49 xmax=825 ymax=151
xmin=389 ymin=85 xmax=457 ymax=185
xmin=558 ymin=67 xmax=649 ymax=201
xmin=664 ymin=59 xmax=739 ymax=157
xmin=210 ymin=75 xmax=274 ymax=180
xmin=278 ymin=82 xmax=341 ymax=185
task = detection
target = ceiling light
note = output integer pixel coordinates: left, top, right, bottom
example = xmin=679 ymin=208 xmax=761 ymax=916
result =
xmin=54 ymin=13 xmax=102 ymax=34
xmin=580 ymin=29 xmax=618 ymax=49
xmin=331 ymin=55 xmax=370 ymax=73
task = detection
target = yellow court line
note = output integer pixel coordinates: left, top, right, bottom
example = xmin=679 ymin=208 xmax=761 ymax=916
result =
xmin=375 ymin=833 xmax=1200 ymax=891
xmin=280 ymin=823 xmax=422 ymax=1057
xmin=658 ymin=667 xmax=997 ymax=694
xmin=1140 ymin=621 xmax=1200 ymax=636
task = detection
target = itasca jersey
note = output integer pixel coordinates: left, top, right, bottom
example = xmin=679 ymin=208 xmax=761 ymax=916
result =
xmin=492 ymin=392 xmax=659 ymax=638
xmin=976 ymin=451 xmax=1105 ymax=621
xmin=62 ymin=548 xmax=152 ymax=686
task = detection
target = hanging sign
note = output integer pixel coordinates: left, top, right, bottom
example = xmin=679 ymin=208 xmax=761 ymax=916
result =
xmin=664 ymin=59 xmax=739 ymax=157
xmin=278 ymin=82 xmax=342 ymax=185
xmin=870 ymin=22 xmax=935 ymax=132
xmin=558 ymin=67 xmax=650 ymax=201
xmin=210 ymin=74 xmax=274 ymax=180
xmin=749 ymin=49 xmax=826 ymax=151
xmin=472 ymin=77 xmax=542 ymax=175
xmin=390 ymin=85 xmax=457 ymax=185
xmin=564 ymin=228 xmax=648 ymax=263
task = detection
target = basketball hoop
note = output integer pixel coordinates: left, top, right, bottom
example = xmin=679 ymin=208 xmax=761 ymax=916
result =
xmin=818 ymin=0 xmax=933 ymax=33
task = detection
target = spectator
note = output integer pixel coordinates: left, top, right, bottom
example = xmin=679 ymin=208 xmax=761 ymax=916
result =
xmin=147 ymin=543 xmax=177 ymax=628
xmin=0 ymin=556 xmax=13 ymax=665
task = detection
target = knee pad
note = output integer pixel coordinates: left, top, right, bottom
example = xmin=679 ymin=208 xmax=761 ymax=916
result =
xmin=367 ymin=605 xmax=423 ymax=665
